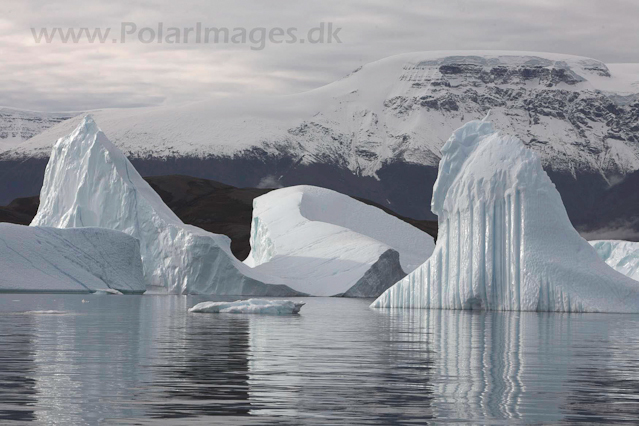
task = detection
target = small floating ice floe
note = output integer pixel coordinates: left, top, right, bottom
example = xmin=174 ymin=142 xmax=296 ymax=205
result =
xmin=189 ymin=299 xmax=305 ymax=315
xmin=93 ymin=288 xmax=123 ymax=295
xmin=21 ymin=310 xmax=69 ymax=315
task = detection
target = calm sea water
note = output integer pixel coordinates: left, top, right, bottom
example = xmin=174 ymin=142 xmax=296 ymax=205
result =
xmin=0 ymin=295 xmax=638 ymax=425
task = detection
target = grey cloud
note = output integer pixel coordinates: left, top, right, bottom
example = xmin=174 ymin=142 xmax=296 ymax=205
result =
xmin=2 ymin=0 xmax=638 ymax=111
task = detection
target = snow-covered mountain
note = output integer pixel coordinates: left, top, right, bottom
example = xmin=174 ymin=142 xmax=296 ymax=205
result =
xmin=1 ymin=51 xmax=638 ymax=231
xmin=0 ymin=107 xmax=78 ymax=153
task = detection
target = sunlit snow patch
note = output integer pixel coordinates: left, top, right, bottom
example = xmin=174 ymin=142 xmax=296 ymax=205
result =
xmin=372 ymin=120 xmax=639 ymax=313
xmin=189 ymin=299 xmax=305 ymax=315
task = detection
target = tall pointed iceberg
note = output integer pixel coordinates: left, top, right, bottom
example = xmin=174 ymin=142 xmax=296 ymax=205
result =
xmin=31 ymin=116 xmax=301 ymax=296
xmin=372 ymin=120 xmax=639 ymax=313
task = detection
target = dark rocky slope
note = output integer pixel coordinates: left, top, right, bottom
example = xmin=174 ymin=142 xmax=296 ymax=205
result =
xmin=0 ymin=175 xmax=438 ymax=260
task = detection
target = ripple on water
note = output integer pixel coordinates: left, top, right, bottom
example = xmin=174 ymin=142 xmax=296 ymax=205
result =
xmin=0 ymin=295 xmax=638 ymax=425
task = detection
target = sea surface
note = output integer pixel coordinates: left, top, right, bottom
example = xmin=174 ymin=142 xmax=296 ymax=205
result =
xmin=1 ymin=294 xmax=638 ymax=425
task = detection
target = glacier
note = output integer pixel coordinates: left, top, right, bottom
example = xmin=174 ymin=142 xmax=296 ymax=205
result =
xmin=372 ymin=120 xmax=639 ymax=313
xmin=189 ymin=299 xmax=305 ymax=315
xmin=0 ymin=223 xmax=145 ymax=293
xmin=30 ymin=116 xmax=302 ymax=296
xmin=590 ymin=240 xmax=639 ymax=282
xmin=244 ymin=185 xmax=435 ymax=296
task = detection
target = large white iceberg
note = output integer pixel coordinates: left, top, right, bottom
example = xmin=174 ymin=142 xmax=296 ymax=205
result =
xmin=590 ymin=240 xmax=639 ymax=281
xmin=189 ymin=299 xmax=305 ymax=315
xmin=31 ymin=116 xmax=302 ymax=296
xmin=244 ymin=185 xmax=435 ymax=296
xmin=0 ymin=223 xmax=146 ymax=293
xmin=372 ymin=120 xmax=639 ymax=313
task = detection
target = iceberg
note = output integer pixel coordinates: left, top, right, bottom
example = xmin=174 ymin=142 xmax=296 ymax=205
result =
xmin=590 ymin=240 xmax=639 ymax=281
xmin=372 ymin=120 xmax=639 ymax=313
xmin=93 ymin=288 xmax=124 ymax=295
xmin=31 ymin=116 xmax=302 ymax=296
xmin=0 ymin=223 xmax=146 ymax=293
xmin=189 ymin=299 xmax=305 ymax=315
xmin=244 ymin=185 xmax=435 ymax=296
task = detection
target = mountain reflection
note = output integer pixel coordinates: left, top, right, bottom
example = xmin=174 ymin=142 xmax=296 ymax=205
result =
xmin=0 ymin=314 xmax=37 ymax=422
xmin=245 ymin=300 xmax=436 ymax=424
xmin=145 ymin=313 xmax=251 ymax=418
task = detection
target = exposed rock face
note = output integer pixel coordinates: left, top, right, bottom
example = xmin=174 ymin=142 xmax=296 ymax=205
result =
xmin=0 ymin=197 xmax=38 ymax=225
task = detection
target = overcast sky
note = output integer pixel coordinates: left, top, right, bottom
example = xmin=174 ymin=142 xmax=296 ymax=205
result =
xmin=2 ymin=0 xmax=639 ymax=111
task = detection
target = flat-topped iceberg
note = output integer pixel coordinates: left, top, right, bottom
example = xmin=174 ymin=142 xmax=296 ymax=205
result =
xmin=189 ymin=299 xmax=305 ymax=315
xmin=373 ymin=120 xmax=639 ymax=313
xmin=245 ymin=185 xmax=435 ymax=297
xmin=31 ymin=116 xmax=302 ymax=296
xmin=0 ymin=223 xmax=145 ymax=293
xmin=590 ymin=240 xmax=639 ymax=281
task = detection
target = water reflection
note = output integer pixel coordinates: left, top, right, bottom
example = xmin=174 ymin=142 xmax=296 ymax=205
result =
xmin=144 ymin=307 xmax=251 ymax=418
xmin=562 ymin=316 xmax=639 ymax=424
xmin=0 ymin=296 xmax=638 ymax=424
xmin=246 ymin=298 xmax=436 ymax=424
xmin=383 ymin=309 xmax=639 ymax=424
xmin=0 ymin=313 xmax=37 ymax=422
xmin=389 ymin=310 xmax=528 ymax=423
xmin=28 ymin=296 xmax=147 ymax=425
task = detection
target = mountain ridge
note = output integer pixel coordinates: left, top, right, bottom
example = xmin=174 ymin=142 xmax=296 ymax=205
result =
xmin=1 ymin=51 xmax=638 ymax=231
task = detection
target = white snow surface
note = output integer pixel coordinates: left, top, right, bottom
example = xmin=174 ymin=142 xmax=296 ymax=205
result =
xmin=372 ymin=120 xmax=639 ymax=313
xmin=0 ymin=223 xmax=145 ymax=293
xmin=30 ymin=116 xmax=299 ymax=295
xmin=6 ymin=51 xmax=639 ymax=180
xmin=245 ymin=185 xmax=435 ymax=296
xmin=189 ymin=299 xmax=305 ymax=315
xmin=0 ymin=107 xmax=78 ymax=154
xmin=590 ymin=240 xmax=639 ymax=282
